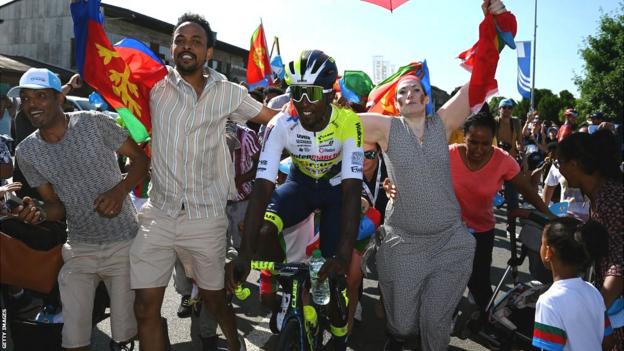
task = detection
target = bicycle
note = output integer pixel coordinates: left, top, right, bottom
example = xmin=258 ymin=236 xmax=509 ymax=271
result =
xmin=248 ymin=260 xmax=348 ymax=350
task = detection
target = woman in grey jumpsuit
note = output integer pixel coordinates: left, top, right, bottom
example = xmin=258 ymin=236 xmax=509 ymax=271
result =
xmin=361 ymin=75 xmax=478 ymax=349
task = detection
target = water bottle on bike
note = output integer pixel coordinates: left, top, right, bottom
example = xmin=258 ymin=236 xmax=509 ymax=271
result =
xmin=309 ymin=249 xmax=330 ymax=305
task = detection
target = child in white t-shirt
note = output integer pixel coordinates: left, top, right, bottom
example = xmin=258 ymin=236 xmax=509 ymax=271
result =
xmin=533 ymin=217 xmax=613 ymax=351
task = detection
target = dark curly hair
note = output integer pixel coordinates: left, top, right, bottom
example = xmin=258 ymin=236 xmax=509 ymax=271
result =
xmin=463 ymin=103 xmax=496 ymax=136
xmin=557 ymin=130 xmax=621 ymax=181
xmin=544 ymin=217 xmax=608 ymax=270
xmin=174 ymin=13 xmax=215 ymax=48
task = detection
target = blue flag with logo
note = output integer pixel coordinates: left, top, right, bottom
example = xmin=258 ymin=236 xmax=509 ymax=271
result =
xmin=270 ymin=55 xmax=285 ymax=81
xmin=516 ymin=41 xmax=532 ymax=99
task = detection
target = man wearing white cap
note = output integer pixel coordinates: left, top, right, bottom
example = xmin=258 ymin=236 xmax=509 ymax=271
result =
xmin=11 ymin=68 xmax=149 ymax=351
xmin=494 ymin=98 xmax=524 ymax=239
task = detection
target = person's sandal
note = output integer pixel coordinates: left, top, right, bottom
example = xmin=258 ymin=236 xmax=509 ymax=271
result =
xmin=177 ymin=294 xmax=192 ymax=318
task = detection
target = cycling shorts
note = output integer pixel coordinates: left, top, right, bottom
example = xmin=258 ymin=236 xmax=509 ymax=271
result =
xmin=264 ymin=167 xmax=343 ymax=258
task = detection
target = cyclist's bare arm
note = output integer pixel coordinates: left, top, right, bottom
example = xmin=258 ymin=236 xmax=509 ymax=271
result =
xmin=318 ymin=178 xmax=362 ymax=281
xmin=226 ymin=179 xmax=275 ymax=292
xmin=240 ymin=179 xmax=276 ymax=260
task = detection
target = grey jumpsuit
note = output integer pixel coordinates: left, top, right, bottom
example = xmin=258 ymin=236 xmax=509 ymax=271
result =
xmin=377 ymin=115 xmax=475 ymax=350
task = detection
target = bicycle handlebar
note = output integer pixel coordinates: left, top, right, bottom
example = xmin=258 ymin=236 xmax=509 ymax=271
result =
xmin=250 ymin=260 xmax=275 ymax=271
xmin=250 ymin=260 xmax=309 ymax=272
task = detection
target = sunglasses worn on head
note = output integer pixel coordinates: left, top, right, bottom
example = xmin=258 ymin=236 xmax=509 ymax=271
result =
xmin=290 ymin=85 xmax=332 ymax=103
xmin=364 ymin=150 xmax=378 ymax=159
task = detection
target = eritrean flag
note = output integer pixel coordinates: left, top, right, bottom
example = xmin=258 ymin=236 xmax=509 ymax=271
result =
xmin=246 ymin=24 xmax=273 ymax=89
xmin=532 ymin=322 xmax=566 ymax=351
xmin=457 ymin=11 xmax=517 ymax=113
xmin=366 ymin=61 xmax=432 ymax=116
xmin=71 ymin=0 xmax=166 ymax=143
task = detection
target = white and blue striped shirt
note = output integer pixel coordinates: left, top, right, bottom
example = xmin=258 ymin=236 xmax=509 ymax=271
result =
xmin=149 ymin=67 xmax=262 ymax=219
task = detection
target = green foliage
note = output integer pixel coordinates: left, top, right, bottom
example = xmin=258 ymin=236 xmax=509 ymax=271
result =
xmin=574 ymin=3 xmax=624 ymax=123
xmin=538 ymin=94 xmax=563 ymax=123
xmin=574 ymin=97 xmax=594 ymax=122
xmin=489 ymin=88 xmax=578 ymax=124
xmin=559 ymin=90 xmax=576 ymax=110
xmin=488 ymin=96 xmax=505 ymax=112
xmin=515 ymin=98 xmax=530 ymax=121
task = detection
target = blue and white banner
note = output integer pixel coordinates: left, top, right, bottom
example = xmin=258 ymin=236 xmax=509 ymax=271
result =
xmin=270 ymin=55 xmax=285 ymax=81
xmin=516 ymin=41 xmax=532 ymax=99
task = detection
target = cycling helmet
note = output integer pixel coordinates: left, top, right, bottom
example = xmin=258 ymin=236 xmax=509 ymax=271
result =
xmin=285 ymin=50 xmax=338 ymax=90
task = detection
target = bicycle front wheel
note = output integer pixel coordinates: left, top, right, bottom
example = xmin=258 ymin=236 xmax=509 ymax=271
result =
xmin=276 ymin=318 xmax=307 ymax=351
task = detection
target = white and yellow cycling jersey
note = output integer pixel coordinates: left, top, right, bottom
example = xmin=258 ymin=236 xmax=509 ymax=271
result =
xmin=256 ymin=104 xmax=364 ymax=182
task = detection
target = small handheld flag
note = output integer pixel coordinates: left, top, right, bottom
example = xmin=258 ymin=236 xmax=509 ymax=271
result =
xmin=457 ymin=11 xmax=517 ymax=113
xmin=71 ymin=0 xmax=166 ymax=143
xmin=246 ymin=24 xmax=273 ymax=89
xmin=367 ymin=61 xmax=432 ymax=116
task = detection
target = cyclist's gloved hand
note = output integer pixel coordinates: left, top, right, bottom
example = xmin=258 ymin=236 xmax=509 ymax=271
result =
xmin=318 ymin=257 xmax=348 ymax=282
xmin=225 ymin=256 xmax=251 ymax=293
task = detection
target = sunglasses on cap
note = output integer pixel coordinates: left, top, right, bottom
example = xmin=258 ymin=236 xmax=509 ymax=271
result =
xmin=290 ymin=85 xmax=332 ymax=103
xmin=364 ymin=150 xmax=378 ymax=159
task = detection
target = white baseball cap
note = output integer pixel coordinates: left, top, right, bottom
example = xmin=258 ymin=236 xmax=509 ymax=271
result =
xmin=7 ymin=68 xmax=63 ymax=97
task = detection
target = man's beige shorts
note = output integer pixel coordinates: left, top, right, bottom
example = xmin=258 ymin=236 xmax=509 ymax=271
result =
xmin=130 ymin=202 xmax=227 ymax=291
xmin=59 ymin=239 xmax=136 ymax=349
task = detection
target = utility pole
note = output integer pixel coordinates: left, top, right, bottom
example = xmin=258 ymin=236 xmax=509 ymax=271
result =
xmin=530 ymin=0 xmax=538 ymax=111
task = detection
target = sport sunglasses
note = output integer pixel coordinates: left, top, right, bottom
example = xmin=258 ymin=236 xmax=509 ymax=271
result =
xmin=364 ymin=150 xmax=378 ymax=159
xmin=290 ymin=85 xmax=332 ymax=103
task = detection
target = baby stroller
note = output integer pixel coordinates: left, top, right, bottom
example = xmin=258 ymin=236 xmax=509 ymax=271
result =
xmin=453 ymin=209 xmax=551 ymax=350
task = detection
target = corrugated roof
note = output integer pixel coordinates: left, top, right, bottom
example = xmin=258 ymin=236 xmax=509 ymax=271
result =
xmin=0 ymin=54 xmax=31 ymax=72
xmin=0 ymin=53 xmax=76 ymax=78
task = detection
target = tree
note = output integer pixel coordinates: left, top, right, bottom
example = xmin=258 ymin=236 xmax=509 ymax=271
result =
xmin=558 ymin=90 xmax=576 ymax=111
xmin=537 ymin=94 xmax=562 ymax=123
xmin=574 ymin=4 xmax=624 ymax=123
xmin=575 ymin=97 xmax=594 ymax=122
xmin=488 ymin=96 xmax=505 ymax=113
xmin=515 ymin=98 xmax=530 ymax=121
xmin=488 ymin=96 xmax=530 ymax=122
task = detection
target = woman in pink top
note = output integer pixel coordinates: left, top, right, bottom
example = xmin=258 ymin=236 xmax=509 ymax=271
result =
xmin=450 ymin=109 xmax=550 ymax=315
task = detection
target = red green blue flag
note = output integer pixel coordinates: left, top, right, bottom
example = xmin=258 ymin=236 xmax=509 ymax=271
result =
xmin=458 ymin=11 xmax=517 ymax=113
xmin=246 ymin=24 xmax=273 ymax=89
xmin=366 ymin=61 xmax=432 ymax=116
xmin=71 ymin=0 xmax=167 ymax=143
xmin=532 ymin=322 xmax=566 ymax=351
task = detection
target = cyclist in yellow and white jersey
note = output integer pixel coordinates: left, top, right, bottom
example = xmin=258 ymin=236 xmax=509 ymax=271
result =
xmin=228 ymin=50 xmax=363 ymax=349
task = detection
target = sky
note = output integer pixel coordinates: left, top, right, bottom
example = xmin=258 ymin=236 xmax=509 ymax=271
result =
xmin=3 ymin=0 xmax=620 ymax=100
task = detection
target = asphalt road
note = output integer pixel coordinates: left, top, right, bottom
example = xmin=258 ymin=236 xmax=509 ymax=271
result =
xmin=84 ymin=208 xmax=535 ymax=351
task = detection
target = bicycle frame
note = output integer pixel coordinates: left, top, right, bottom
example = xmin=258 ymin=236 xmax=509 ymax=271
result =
xmin=250 ymin=260 xmax=347 ymax=350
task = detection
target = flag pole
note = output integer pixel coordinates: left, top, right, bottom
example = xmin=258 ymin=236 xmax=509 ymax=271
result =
xmin=529 ymin=0 xmax=537 ymax=111
xmin=269 ymin=38 xmax=275 ymax=58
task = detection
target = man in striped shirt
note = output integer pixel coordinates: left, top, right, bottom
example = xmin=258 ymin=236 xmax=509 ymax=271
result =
xmin=129 ymin=13 xmax=277 ymax=351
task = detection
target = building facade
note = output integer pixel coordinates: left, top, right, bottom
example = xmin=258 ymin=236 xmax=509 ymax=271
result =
xmin=0 ymin=0 xmax=249 ymax=86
